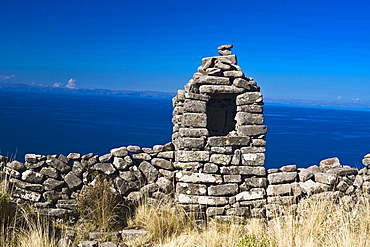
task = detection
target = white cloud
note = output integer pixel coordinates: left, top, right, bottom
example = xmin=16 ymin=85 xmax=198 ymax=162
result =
xmin=0 ymin=74 xmax=15 ymax=81
xmin=53 ymin=83 xmax=63 ymax=87
xmin=66 ymin=78 xmax=77 ymax=89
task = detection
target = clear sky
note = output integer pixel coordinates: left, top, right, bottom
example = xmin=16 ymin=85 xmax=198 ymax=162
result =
xmin=0 ymin=0 xmax=369 ymax=101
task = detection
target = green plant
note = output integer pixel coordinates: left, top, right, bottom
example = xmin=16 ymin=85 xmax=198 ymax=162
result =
xmin=236 ymin=234 xmax=275 ymax=247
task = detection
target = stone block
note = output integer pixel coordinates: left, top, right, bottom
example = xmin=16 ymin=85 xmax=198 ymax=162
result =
xmin=206 ymin=207 xmax=225 ymax=216
xmin=223 ymin=71 xmax=244 ymax=78
xmin=211 ymin=146 xmax=233 ymax=154
xmin=157 ymin=151 xmax=174 ymax=159
xmin=223 ymin=175 xmax=242 ymax=183
xmin=267 ymin=172 xmax=297 ymax=184
xmin=241 ymin=153 xmax=265 ymax=166
xmin=64 ymin=172 xmax=82 ymax=189
xmin=21 ymin=170 xmax=44 ymax=183
xmin=208 ymin=184 xmax=238 ymax=196
xmin=99 ymin=154 xmax=112 ymax=163
xmin=280 ymin=165 xmax=297 ymax=172
xmin=226 ymin=207 xmax=250 ymax=216
xmin=203 ymin=163 xmax=218 ymax=173
xmin=244 ymin=177 xmax=267 ymax=188
xmin=12 ymin=187 xmax=41 ymax=202
xmin=25 ymin=161 xmax=45 ymax=169
xmin=3 ymin=167 xmax=20 ymax=178
xmin=252 ymin=139 xmax=266 ymax=147
xmin=178 ymin=194 xmax=228 ymax=206
xmin=152 ymin=158 xmax=174 ymax=170
xmin=298 ymin=169 xmax=314 ymax=182
xmin=299 ymin=180 xmax=330 ymax=195
xmin=176 ymin=171 xmax=223 ymax=184
xmin=114 ymin=177 xmax=140 ymax=195
xmin=319 ymin=157 xmax=341 ymax=168
xmin=193 ymin=75 xmax=230 ymax=85
xmin=43 ymin=178 xmax=65 ymax=190
xmin=210 ymin=154 xmax=232 ymax=165
xmin=314 ymin=172 xmax=338 ymax=185
xmin=267 ymin=196 xmax=296 ymax=205
xmin=182 ymin=113 xmax=207 ymax=127
xmin=92 ymin=163 xmax=116 ymax=175
xmin=235 ymin=188 xmax=266 ymax=201
xmin=207 ymin=136 xmax=250 ymax=147
xmin=9 ymin=178 xmax=44 ymax=192
xmin=67 ymin=153 xmax=81 ymax=160
xmin=237 ymin=125 xmax=268 ymax=136
xmin=179 ymin=128 xmax=208 ymax=137
xmin=156 ymin=177 xmax=173 ymax=193
xmin=266 ymin=184 xmax=292 ymax=196
xmin=173 ymin=137 xmax=205 ymax=149
xmin=7 ymin=160 xmax=26 ymax=172
xmin=175 ymin=151 xmax=210 ymax=162
xmin=231 ymin=149 xmax=241 ymax=165
xmin=236 ymin=92 xmax=263 ymax=105
xmin=220 ymin=166 xmax=266 ymax=176
xmin=43 ymin=190 xmax=62 ymax=202
xmin=199 ymin=85 xmax=245 ymax=94
xmin=110 ymin=147 xmax=129 ymax=157
xmin=138 ymin=161 xmax=158 ymax=183
xmin=112 ymin=156 xmax=132 ymax=170
xmin=235 ymin=112 xmax=264 ymax=125
xmin=326 ymin=166 xmax=358 ymax=176
xmin=184 ymin=92 xmax=210 ymax=101
xmin=173 ymin=162 xmax=202 ymax=170
xmin=183 ymin=99 xmax=207 ymax=113
xmin=241 ymin=147 xmax=266 ymax=153
xmin=47 ymin=157 xmax=71 ymax=174
xmin=127 ymin=145 xmax=142 ymax=153
xmin=176 ymin=182 xmax=207 ymax=195
xmin=132 ymin=152 xmax=151 ymax=161
xmin=237 ymin=104 xmax=263 ymax=113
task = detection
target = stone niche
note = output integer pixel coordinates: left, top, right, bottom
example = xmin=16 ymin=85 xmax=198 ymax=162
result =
xmin=172 ymin=45 xmax=268 ymax=218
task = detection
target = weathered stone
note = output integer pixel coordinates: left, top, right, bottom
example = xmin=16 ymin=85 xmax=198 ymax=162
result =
xmin=218 ymin=49 xmax=232 ymax=56
xmin=314 ymin=172 xmax=338 ymax=185
xmin=110 ymin=147 xmax=129 ymax=157
xmin=7 ymin=160 xmax=26 ymax=171
xmin=268 ymin=196 xmax=296 ymax=205
xmin=43 ymin=190 xmax=63 ymax=202
xmin=3 ymin=167 xmax=20 ymax=178
xmin=199 ymin=85 xmax=245 ymax=94
xmin=206 ymin=207 xmax=225 ymax=216
xmin=237 ymin=125 xmax=268 ymax=136
xmin=211 ymin=146 xmax=233 ymax=154
xmin=326 ymin=166 xmax=358 ymax=176
xmin=64 ymin=172 xmax=82 ymax=189
xmin=157 ymin=151 xmax=174 ymax=159
xmin=127 ymin=145 xmax=142 ymax=153
xmin=252 ymin=139 xmax=266 ymax=147
xmin=240 ymin=147 xmax=266 ymax=153
xmin=156 ymin=177 xmax=173 ymax=193
xmin=183 ymin=99 xmax=207 ymax=113
xmin=223 ymin=175 xmax=242 ymax=183
xmin=267 ymin=184 xmax=292 ymax=196
xmin=12 ymin=187 xmax=41 ymax=202
xmin=182 ymin=113 xmax=207 ymax=127
xmin=176 ymin=171 xmax=223 ymax=184
xmin=336 ymin=180 xmax=349 ymax=192
xmin=92 ymin=163 xmax=116 ymax=175
xmin=81 ymin=153 xmax=94 ymax=160
xmin=79 ymin=241 xmax=98 ymax=247
xmin=179 ymin=128 xmax=209 ymax=137
xmin=173 ymin=162 xmax=202 ymax=170
xmin=223 ymin=71 xmax=244 ymax=78
xmin=299 ymin=180 xmax=330 ymax=195
xmin=21 ymin=170 xmax=44 ymax=183
xmin=193 ymin=75 xmax=230 ymax=85
xmin=235 ymin=188 xmax=266 ymax=201
xmin=236 ymin=92 xmax=263 ymax=105
xmin=99 ymin=242 xmax=117 ymax=247
xmin=210 ymin=154 xmax=232 ymax=165
xmin=25 ymin=160 xmax=45 ymax=169
xmin=353 ymin=175 xmax=364 ymax=188
xmin=178 ymin=194 xmax=228 ymax=205
xmin=175 ymin=151 xmax=210 ymax=162
xmin=115 ymin=177 xmax=140 ymax=195
xmin=244 ymin=177 xmax=267 ymax=188
xmin=235 ymin=112 xmax=264 ymax=125
xmin=151 ymin=158 xmax=174 ymax=170
xmin=47 ymin=157 xmax=71 ymax=174
xmin=226 ymin=207 xmax=250 ymax=216
xmin=67 ymin=153 xmax=81 ymax=160
xmin=203 ymin=163 xmax=218 ymax=173
xmin=220 ymin=166 xmax=266 ymax=176
xmin=298 ymin=169 xmax=314 ymax=182
xmin=208 ymin=184 xmax=238 ymax=196
xmin=99 ymin=154 xmax=112 ymax=163
xmin=231 ymin=149 xmax=241 ymax=165
xmin=140 ymin=183 xmax=159 ymax=195
xmin=241 ymin=153 xmax=265 ymax=166
xmin=319 ymin=157 xmax=341 ymax=168
xmin=207 ymin=136 xmax=250 ymax=147
xmin=138 ymin=161 xmax=158 ymax=183
xmin=237 ymin=104 xmax=263 ymax=113
xmin=71 ymin=161 xmax=85 ymax=177
xmin=112 ymin=156 xmax=131 ymax=170
xmin=9 ymin=178 xmax=44 ymax=192
xmin=268 ymin=172 xmax=297 ymax=184
xmin=43 ymin=178 xmax=65 ymax=190
xmin=173 ymin=137 xmax=205 ymax=149
xmin=153 ymin=145 xmax=164 ymax=153
xmin=56 ymin=199 xmax=77 ymax=210
xmin=280 ymin=165 xmax=297 ymax=172
xmin=176 ymin=182 xmax=207 ymax=195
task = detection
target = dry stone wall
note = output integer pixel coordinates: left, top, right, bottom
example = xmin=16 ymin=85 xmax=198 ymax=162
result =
xmin=1 ymin=45 xmax=370 ymax=221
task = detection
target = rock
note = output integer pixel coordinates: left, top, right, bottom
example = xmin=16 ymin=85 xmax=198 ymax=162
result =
xmin=115 ymin=177 xmax=140 ymax=195
xmin=78 ymin=241 xmax=98 ymax=247
xmin=67 ymin=153 xmax=81 ymax=160
xmin=241 ymin=153 xmax=265 ymax=166
xmin=298 ymin=169 xmax=314 ymax=182
xmin=12 ymin=187 xmax=41 ymax=202
xmin=99 ymin=242 xmax=117 ymax=247
xmin=178 ymin=194 xmax=228 ymax=206
xmin=156 ymin=177 xmax=173 ymax=193
xmin=138 ymin=161 xmax=158 ymax=183
xmin=3 ymin=167 xmax=20 ymax=178
xmin=9 ymin=178 xmax=44 ymax=192
xmin=203 ymin=163 xmax=218 ymax=173
xmin=112 ymin=157 xmax=131 ymax=170
xmin=157 ymin=151 xmax=174 ymax=159
xmin=280 ymin=165 xmax=297 ymax=172
xmin=99 ymin=154 xmax=112 ymax=163
xmin=236 ymin=92 xmax=263 ymax=105
xmin=182 ymin=113 xmax=207 ymax=128
xmin=176 ymin=171 xmax=223 ymax=184
xmin=25 ymin=161 xmax=45 ymax=169
xmin=319 ymin=157 xmax=341 ymax=168
xmin=127 ymin=145 xmax=142 ymax=153
xmin=43 ymin=178 xmax=65 ymax=190
xmin=140 ymin=183 xmax=159 ymax=195
xmin=7 ymin=160 xmax=26 ymax=171
xmin=314 ymin=173 xmax=337 ymax=185
xmin=207 ymin=136 xmax=250 ymax=147
xmin=244 ymin=177 xmax=267 ymax=188
xmin=299 ymin=180 xmax=330 ymax=195
xmin=223 ymin=175 xmax=242 ymax=183
xmin=267 ymin=184 xmax=293 ymax=196
xmin=176 ymin=182 xmax=207 ymax=195
xmin=64 ymin=172 xmax=83 ymax=189
xmin=178 ymin=127 xmax=208 ymax=137
xmin=268 ymin=172 xmax=297 ymax=184
xmin=43 ymin=190 xmax=63 ymax=202
xmin=235 ymin=188 xmax=266 ymax=201
xmin=92 ymin=163 xmax=116 ymax=175
xmin=175 ymin=151 xmax=210 ymax=162
xmin=110 ymin=147 xmax=129 ymax=157
xmin=22 ymin=170 xmax=44 ymax=183
xmin=208 ymin=184 xmax=238 ymax=196
xmin=131 ymin=152 xmax=151 ymax=161
xmin=210 ymin=154 xmax=232 ymax=165
xmin=48 ymin=157 xmax=71 ymax=173
xmin=199 ymin=85 xmax=245 ymax=94
xmin=40 ymin=167 xmax=59 ymax=178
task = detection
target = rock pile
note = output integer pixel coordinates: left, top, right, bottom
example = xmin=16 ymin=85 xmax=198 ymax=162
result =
xmin=1 ymin=143 xmax=175 ymax=216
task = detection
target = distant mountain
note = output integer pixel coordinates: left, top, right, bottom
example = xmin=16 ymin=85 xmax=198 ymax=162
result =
xmin=1 ymin=83 xmax=369 ymax=109
xmin=0 ymin=83 xmax=176 ymax=99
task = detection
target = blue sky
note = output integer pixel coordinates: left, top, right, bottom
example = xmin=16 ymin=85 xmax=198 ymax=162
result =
xmin=0 ymin=0 xmax=369 ymax=101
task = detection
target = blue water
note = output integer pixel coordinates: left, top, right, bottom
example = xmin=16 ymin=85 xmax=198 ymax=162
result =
xmin=1 ymin=90 xmax=370 ymax=169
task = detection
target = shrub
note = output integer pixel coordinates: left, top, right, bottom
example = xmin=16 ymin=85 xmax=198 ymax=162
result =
xmin=236 ymin=234 xmax=275 ymax=247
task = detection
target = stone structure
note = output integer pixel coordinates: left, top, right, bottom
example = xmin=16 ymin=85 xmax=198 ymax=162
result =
xmin=172 ymin=44 xmax=267 ymax=218
xmin=1 ymin=45 xmax=370 ymax=222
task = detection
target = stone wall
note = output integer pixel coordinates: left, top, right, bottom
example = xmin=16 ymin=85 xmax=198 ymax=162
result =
xmin=1 ymin=45 xmax=370 ymax=221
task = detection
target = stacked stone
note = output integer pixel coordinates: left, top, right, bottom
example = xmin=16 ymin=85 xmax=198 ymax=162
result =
xmin=265 ymin=157 xmax=361 ymax=217
xmin=3 ymin=143 xmax=175 ymax=217
xmin=172 ymin=45 xmax=268 ymax=219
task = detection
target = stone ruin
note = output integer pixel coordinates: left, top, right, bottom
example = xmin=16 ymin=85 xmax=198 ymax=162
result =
xmin=1 ymin=45 xmax=370 ymax=222
xmin=172 ymin=44 xmax=268 ymax=218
